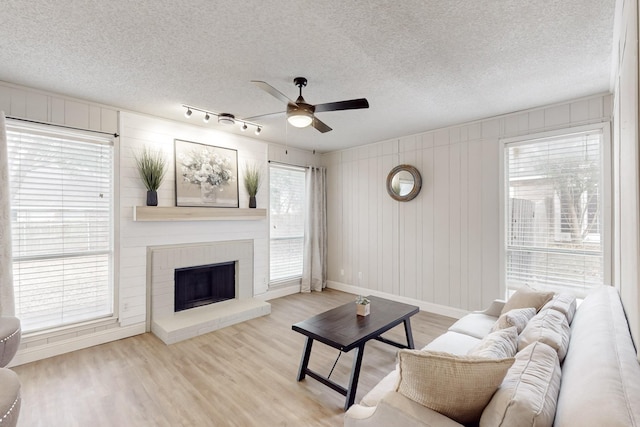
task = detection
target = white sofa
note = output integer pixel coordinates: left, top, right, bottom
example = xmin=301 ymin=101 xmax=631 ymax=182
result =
xmin=344 ymin=286 xmax=640 ymax=426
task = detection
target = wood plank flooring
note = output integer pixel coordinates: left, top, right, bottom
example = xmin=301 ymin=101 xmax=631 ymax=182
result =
xmin=12 ymin=289 xmax=455 ymax=427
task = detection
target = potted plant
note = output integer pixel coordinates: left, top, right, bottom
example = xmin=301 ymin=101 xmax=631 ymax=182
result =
xmin=356 ymin=295 xmax=370 ymax=316
xmin=134 ymin=146 xmax=167 ymax=206
xmin=243 ymin=162 xmax=262 ymax=208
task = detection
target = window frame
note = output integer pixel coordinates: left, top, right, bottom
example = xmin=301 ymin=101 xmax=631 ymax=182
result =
xmin=498 ymin=122 xmax=612 ymax=298
xmin=6 ymin=119 xmax=118 ymax=334
xmin=268 ymin=163 xmax=307 ymax=288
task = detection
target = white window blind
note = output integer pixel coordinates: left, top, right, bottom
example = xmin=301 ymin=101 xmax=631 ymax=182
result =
xmin=269 ymin=164 xmax=306 ymax=283
xmin=505 ymin=129 xmax=604 ymax=297
xmin=7 ymin=122 xmax=114 ymax=332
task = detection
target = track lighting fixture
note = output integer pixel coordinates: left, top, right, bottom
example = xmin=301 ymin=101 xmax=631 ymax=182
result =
xmin=181 ymin=105 xmax=263 ymax=136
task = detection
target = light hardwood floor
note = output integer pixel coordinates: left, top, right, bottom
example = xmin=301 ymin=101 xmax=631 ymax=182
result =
xmin=13 ymin=289 xmax=455 ymax=427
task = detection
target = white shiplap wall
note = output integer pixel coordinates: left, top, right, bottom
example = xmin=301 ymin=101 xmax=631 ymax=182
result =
xmin=323 ymin=94 xmax=612 ymax=316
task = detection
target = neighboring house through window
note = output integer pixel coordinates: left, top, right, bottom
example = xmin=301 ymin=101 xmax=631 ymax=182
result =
xmin=502 ymin=124 xmax=610 ymax=298
xmin=6 ymin=121 xmax=114 ymax=332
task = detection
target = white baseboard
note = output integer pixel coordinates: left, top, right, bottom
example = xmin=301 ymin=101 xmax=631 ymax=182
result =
xmin=326 ymin=281 xmax=468 ymax=319
xmin=9 ymin=323 xmax=146 ymax=367
xmin=255 ymin=284 xmax=301 ymax=301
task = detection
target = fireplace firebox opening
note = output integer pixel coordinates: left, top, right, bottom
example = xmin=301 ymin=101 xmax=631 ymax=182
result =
xmin=174 ymin=261 xmax=236 ymax=312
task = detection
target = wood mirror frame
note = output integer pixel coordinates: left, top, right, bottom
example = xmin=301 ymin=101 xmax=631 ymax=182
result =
xmin=386 ymin=164 xmax=422 ymax=202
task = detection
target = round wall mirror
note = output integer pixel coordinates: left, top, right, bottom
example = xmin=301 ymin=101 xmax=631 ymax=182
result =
xmin=386 ymin=164 xmax=422 ymax=202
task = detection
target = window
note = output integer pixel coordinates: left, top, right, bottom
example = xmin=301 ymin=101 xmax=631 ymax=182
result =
xmin=7 ymin=122 xmax=114 ymax=332
xmin=503 ymin=126 xmax=608 ymax=298
xmin=269 ymin=164 xmax=306 ymax=284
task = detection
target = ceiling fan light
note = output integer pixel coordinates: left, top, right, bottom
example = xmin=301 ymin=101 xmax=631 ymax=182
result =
xmin=287 ymin=111 xmax=313 ymax=128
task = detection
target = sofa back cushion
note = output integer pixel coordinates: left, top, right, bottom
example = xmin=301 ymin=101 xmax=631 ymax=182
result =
xmin=396 ymin=350 xmax=514 ymax=425
xmin=480 ymin=341 xmax=561 ymax=427
xmin=492 ymin=307 xmax=536 ymax=334
xmin=554 ymin=286 xmax=640 ymax=427
xmin=540 ymin=293 xmax=577 ymax=325
xmin=518 ymin=308 xmax=571 ymax=362
xmin=468 ymin=326 xmax=518 ymax=359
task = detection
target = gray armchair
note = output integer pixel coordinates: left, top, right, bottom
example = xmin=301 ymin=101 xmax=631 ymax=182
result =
xmin=0 ymin=317 xmax=21 ymax=427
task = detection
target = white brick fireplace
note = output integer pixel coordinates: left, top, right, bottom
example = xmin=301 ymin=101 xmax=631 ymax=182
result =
xmin=147 ymin=240 xmax=271 ymax=344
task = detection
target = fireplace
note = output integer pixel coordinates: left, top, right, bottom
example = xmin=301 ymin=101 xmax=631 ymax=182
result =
xmin=174 ymin=261 xmax=236 ymax=312
xmin=148 ymin=240 xmax=271 ymax=345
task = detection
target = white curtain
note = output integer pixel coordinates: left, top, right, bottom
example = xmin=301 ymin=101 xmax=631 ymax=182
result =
xmin=0 ymin=112 xmax=15 ymax=316
xmin=301 ymin=166 xmax=327 ymax=292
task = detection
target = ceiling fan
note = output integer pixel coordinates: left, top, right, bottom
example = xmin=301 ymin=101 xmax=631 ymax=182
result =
xmin=247 ymin=77 xmax=369 ymax=133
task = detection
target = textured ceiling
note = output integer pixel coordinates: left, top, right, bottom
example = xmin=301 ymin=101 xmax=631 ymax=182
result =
xmin=0 ymin=0 xmax=616 ymax=152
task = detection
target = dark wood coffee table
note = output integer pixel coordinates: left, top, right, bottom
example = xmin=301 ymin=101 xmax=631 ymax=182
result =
xmin=291 ymin=295 xmax=419 ymax=410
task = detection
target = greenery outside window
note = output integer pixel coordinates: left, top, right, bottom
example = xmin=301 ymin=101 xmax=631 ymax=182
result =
xmin=269 ymin=164 xmax=306 ymax=285
xmin=6 ymin=121 xmax=114 ymax=332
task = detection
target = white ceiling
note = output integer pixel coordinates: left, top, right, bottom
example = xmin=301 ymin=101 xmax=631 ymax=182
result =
xmin=0 ymin=1 xmax=616 ymax=153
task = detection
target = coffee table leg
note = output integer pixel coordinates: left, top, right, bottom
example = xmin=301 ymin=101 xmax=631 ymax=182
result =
xmin=345 ymin=344 xmax=365 ymax=410
xmin=297 ymin=337 xmax=314 ymax=381
xmin=403 ymin=318 xmax=415 ymax=349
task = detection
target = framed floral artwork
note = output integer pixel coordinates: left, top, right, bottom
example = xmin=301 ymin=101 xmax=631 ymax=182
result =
xmin=174 ymin=139 xmax=239 ymax=207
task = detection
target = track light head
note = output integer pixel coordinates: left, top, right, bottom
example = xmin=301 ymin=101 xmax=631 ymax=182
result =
xmin=241 ymin=123 xmax=248 ymax=131
xmin=255 ymin=126 xmax=262 ymax=135
xmin=218 ymin=113 xmax=235 ymax=125
xmin=184 ymin=108 xmax=192 ymax=118
xmin=203 ymin=113 xmax=210 ymax=123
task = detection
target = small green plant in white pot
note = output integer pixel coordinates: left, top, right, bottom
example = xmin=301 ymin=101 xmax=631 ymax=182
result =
xmin=356 ymin=295 xmax=370 ymax=316
xmin=134 ymin=146 xmax=167 ymax=206
xmin=243 ymin=162 xmax=262 ymax=208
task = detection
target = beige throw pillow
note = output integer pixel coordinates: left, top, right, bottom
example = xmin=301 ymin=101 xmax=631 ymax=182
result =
xmin=480 ymin=341 xmax=561 ymax=427
xmin=501 ymin=287 xmax=555 ymax=315
xmin=396 ymin=350 xmax=514 ymax=424
xmin=518 ymin=308 xmax=571 ymax=362
xmin=468 ymin=326 xmax=518 ymax=359
xmin=491 ymin=307 xmax=536 ymax=334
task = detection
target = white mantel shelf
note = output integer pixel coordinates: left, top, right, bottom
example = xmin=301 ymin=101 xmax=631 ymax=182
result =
xmin=133 ymin=206 xmax=267 ymax=222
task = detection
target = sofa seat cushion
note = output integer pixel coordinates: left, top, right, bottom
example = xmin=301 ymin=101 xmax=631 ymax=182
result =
xmin=492 ymin=307 xmax=536 ymax=334
xmin=518 ymin=308 xmax=571 ymax=362
xmin=501 ymin=287 xmax=554 ymax=315
xmin=361 ymin=368 xmax=399 ymax=407
xmin=480 ymin=341 xmax=561 ymax=427
xmin=396 ymin=350 xmax=514 ymax=425
xmin=448 ymin=313 xmax=497 ymax=339
xmin=539 ymin=293 xmax=577 ymax=325
xmin=468 ymin=326 xmax=518 ymax=359
xmin=0 ymin=368 xmax=21 ymax=427
xmin=424 ymin=331 xmax=481 ymax=355
xmin=554 ymin=286 xmax=640 ymax=427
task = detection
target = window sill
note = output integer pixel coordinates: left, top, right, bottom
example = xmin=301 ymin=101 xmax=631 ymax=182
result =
xmin=133 ymin=206 xmax=267 ymax=221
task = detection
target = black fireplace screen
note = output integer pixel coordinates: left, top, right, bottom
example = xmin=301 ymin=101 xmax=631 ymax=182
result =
xmin=174 ymin=261 xmax=236 ymax=312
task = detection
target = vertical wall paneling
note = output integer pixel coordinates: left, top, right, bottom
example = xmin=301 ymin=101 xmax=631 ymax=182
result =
xmin=611 ymin=0 xmax=640 ymax=354
xmin=325 ymin=94 xmax=612 ymax=313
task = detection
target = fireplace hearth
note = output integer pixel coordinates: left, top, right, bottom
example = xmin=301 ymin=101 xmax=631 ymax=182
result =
xmin=174 ymin=261 xmax=236 ymax=312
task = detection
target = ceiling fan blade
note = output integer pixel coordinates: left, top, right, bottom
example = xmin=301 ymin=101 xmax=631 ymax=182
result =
xmin=311 ymin=116 xmax=332 ymax=133
xmin=244 ymin=111 xmax=285 ymax=121
xmin=314 ymin=98 xmax=369 ymax=113
xmin=251 ymin=80 xmax=297 ymax=106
